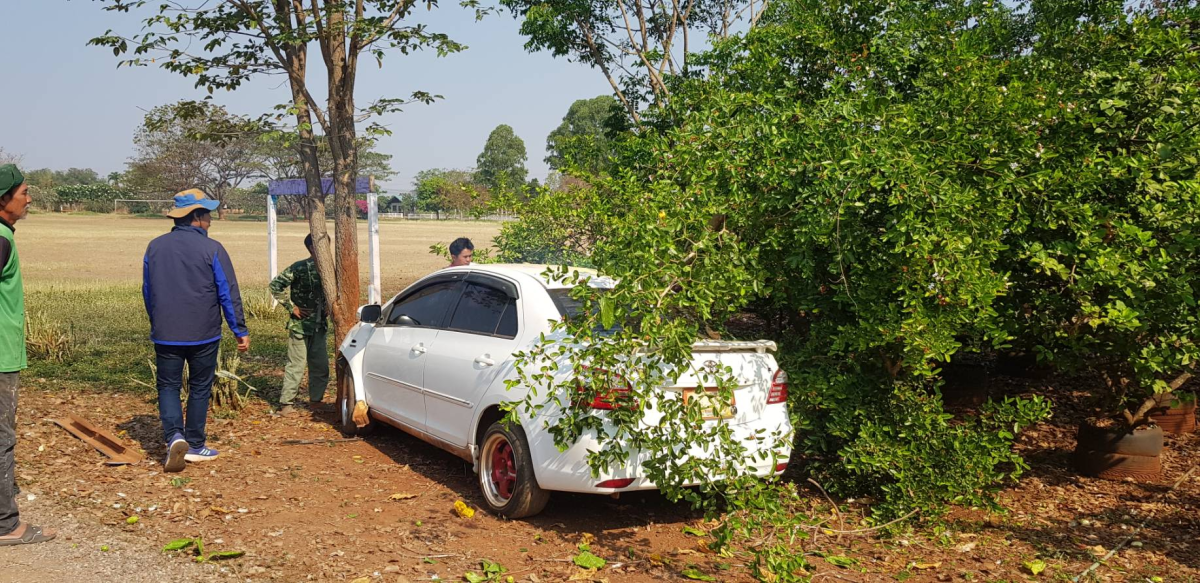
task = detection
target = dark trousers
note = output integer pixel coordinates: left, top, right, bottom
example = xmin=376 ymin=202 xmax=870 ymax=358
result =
xmin=155 ymin=341 xmax=219 ymax=449
xmin=0 ymin=372 xmax=20 ymax=536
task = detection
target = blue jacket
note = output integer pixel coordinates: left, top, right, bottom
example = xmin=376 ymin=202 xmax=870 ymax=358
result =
xmin=143 ymin=225 xmax=248 ymax=345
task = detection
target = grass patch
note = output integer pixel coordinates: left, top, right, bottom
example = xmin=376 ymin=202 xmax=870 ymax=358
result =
xmin=25 ymin=283 xmax=302 ymax=404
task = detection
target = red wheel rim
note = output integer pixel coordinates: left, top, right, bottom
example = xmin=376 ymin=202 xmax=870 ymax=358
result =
xmin=489 ymin=438 xmax=517 ymax=501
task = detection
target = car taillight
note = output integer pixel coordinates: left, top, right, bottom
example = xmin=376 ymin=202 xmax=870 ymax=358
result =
xmin=767 ymin=369 xmax=788 ymax=404
xmin=575 ymin=368 xmax=636 ymax=410
xmin=596 ymin=478 xmax=635 ymax=489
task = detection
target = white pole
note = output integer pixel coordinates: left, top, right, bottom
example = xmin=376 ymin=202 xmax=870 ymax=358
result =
xmin=267 ymin=194 xmax=278 ymax=306
xmin=367 ymin=181 xmax=381 ymax=305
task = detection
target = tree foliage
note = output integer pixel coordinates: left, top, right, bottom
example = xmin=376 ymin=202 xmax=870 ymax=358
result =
xmin=92 ymin=0 xmax=483 ymax=345
xmin=412 ymin=168 xmax=489 ymax=216
xmin=545 ymin=95 xmax=620 ymax=175
xmin=500 ymin=0 xmax=769 ymax=121
xmin=124 ymin=101 xmax=262 ymax=218
xmin=475 ymin=124 xmax=529 ymax=193
xmin=501 ymin=0 xmax=1199 ymax=540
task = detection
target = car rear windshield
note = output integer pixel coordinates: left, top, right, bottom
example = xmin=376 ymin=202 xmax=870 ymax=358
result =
xmin=547 ymin=289 xmax=621 ymax=334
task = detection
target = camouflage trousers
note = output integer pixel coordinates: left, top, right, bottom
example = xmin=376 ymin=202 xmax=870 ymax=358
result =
xmin=280 ymin=330 xmax=330 ymax=405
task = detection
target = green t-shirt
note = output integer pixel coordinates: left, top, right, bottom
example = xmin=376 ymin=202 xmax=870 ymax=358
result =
xmin=0 ymin=221 xmax=25 ymax=372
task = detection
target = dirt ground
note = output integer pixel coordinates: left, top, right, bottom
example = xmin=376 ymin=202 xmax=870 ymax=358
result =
xmin=5 ymin=374 xmax=1198 ymax=583
xmin=17 ymin=214 xmax=503 ymax=292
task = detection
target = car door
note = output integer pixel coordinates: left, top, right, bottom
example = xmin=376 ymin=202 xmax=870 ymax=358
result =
xmin=362 ymin=273 xmax=464 ymax=432
xmin=422 ymin=274 xmax=521 ymax=448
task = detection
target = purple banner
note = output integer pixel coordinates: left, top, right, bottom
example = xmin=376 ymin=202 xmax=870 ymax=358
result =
xmin=268 ymin=177 xmax=373 ymax=196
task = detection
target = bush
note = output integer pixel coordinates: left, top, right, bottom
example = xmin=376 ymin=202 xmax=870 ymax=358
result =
xmin=55 ymin=183 xmax=129 ymax=213
xmin=497 ymin=0 xmax=1200 ymax=528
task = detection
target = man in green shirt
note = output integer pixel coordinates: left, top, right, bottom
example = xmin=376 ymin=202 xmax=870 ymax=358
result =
xmin=270 ymin=234 xmax=329 ymax=415
xmin=0 ymin=164 xmax=55 ymax=546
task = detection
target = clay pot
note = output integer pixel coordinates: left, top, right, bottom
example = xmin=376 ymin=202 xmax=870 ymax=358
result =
xmin=1148 ymin=394 xmax=1197 ymax=435
xmin=1072 ymin=422 xmax=1163 ymax=482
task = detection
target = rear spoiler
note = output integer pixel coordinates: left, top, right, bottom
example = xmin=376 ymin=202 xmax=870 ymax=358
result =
xmin=691 ymin=340 xmax=778 ymax=354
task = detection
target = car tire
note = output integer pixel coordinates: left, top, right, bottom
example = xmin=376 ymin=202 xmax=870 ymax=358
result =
xmin=478 ymin=421 xmax=549 ymax=518
xmin=336 ymin=360 xmax=375 ymax=437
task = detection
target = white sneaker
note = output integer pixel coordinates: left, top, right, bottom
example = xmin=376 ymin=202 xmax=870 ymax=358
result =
xmin=184 ymin=446 xmax=219 ymax=463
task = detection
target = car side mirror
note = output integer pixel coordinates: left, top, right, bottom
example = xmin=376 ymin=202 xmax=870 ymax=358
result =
xmin=395 ymin=314 xmax=416 ymax=327
xmin=357 ymin=304 xmax=381 ymax=323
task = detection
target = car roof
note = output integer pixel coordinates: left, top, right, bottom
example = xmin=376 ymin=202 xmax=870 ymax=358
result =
xmin=444 ymin=263 xmax=601 ymax=290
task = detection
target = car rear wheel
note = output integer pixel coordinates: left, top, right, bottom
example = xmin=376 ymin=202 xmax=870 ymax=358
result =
xmin=478 ymin=422 xmax=549 ymax=518
xmin=336 ymin=360 xmax=375 ymax=436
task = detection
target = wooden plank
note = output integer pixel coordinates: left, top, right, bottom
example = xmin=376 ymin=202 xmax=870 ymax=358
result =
xmin=54 ymin=414 xmax=144 ymax=465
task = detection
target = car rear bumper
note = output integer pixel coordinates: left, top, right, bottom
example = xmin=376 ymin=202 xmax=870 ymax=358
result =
xmin=525 ymin=408 xmax=793 ymax=494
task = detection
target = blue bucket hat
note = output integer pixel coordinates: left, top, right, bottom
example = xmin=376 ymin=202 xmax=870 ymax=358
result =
xmin=166 ymin=188 xmax=220 ymax=218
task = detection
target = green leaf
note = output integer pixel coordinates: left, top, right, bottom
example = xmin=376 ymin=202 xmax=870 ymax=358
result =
xmin=825 ymin=555 xmax=857 ymax=568
xmin=464 ymin=573 xmax=486 ymax=583
xmin=206 ymin=551 xmax=245 ymax=561
xmin=681 ymin=568 xmax=716 ymax=581
xmin=162 ymin=538 xmax=195 ymax=552
xmin=681 ymin=526 xmax=707 ymax=537
xmin=572 ymin=550 xmax=606 ymax=570
xmin=599 ymin=297 xmax=615 ymax=330
xmin=1025 ymin=559 xmax=1047 ymax=576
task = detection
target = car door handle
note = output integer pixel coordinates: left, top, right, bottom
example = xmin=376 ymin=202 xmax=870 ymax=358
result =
xmin=474 ymin=355 xmax=495 ymax=367
xmin=411 ymin=344 xmax=427 ymax=354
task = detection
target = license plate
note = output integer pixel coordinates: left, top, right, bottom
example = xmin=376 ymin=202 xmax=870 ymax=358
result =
xmin=683 ymin=388 xmax=736 ymax=420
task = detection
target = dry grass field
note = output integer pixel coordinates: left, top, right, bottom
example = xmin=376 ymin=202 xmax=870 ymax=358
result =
xmin=18 ymin=213 xmax=502 ymax=292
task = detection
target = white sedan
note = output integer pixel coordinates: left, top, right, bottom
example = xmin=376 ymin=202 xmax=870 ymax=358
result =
xmin=336 ymin=264 xmax=792 ymax=518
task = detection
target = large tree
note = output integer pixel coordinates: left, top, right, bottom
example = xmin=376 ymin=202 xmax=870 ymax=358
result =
xmin=124 ymin=102 xmax=262 ymax=218
xmin=500 ymin=0 xmax=768 ymax=122
xmin=545 ymin=95 xmax=618 ymax=175
xmin=412 ymin=168 xmax=484 ymax=217
xmin=474 ymin=124 xmax=528 ymax=192
xmin=93 ymin=0 xmax=479 ymax=345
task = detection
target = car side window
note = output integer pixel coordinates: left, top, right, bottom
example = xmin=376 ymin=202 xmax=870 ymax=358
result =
xmin=385 ymin=281 xmax=460 ymax=327
xmin=447 ymin=282 xmax=518 ymax=338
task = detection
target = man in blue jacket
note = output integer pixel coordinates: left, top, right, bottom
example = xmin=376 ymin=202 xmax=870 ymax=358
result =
xmin=143 ymin=189 xmax=250 ymax=472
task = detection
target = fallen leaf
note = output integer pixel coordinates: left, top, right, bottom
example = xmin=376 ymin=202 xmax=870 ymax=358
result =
xmin=956 ymin=542 xmax=977 ymax=553
xmin=210 ymin=506 xmax=230 ymax=514
xmin=1089 ymin=545 xmax=1107 ymax=557
xmin=1024 ymin=559 xmax=1047 ymax=576
xmin=388 ymin=492 xmax=418 ymax=501
xmin=454 ymin=500 xmax=475 ymax=519
xmin=163 ymin=538 xmax=195 ymax=552
xmin=350 ymin=578 xmax=371 ymax=583
xmin=579 ymin=532 xmax=596 ymax=547
xmin=681 ymin=526 xmax=707 ymax=537
xmin=910 ymin=562 xmax=941 ymax=570
xmin=825 ymin=555 xmax=857 ymax=568
xmin=681 ymin=569 xmax=716 ymax=581
xmin=573 ymin=550 xmax=606 ymax=570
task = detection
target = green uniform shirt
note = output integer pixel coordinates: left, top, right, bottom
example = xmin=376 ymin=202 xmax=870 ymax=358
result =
xmin=269 ymin=257 xmax=327 ymax=337
xmin=0 ymin=220 xmax=25 ymax=372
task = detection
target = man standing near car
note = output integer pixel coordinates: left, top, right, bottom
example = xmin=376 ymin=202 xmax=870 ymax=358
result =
xmin=270 ymin=234 xmax=329 ymax=416
xmin=143 ymin=189 xmax=250 ymax=472
xmin=0 ymin=165 xmax=56 ymax=546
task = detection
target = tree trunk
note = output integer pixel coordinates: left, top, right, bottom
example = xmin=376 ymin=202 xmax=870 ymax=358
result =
xmin=323 ymin=4 xmax=362 ymax=345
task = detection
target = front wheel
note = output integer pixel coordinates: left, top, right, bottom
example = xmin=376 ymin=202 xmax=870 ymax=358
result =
xmin=336 ymin=359 xmax=375 ymax=436
xmin=478 ymin=422 xmax=549 ymax=518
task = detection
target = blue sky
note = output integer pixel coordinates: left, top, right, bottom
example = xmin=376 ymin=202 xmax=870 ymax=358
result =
xmin=0 ymin=0 xmax=613 ymax=191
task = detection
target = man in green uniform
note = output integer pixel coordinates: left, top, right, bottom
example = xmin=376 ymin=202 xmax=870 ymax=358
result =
xmin=270 ymin=234 xmax=329 ymax=415
xmin=0 ymin=165 xmax=55 ymax=546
